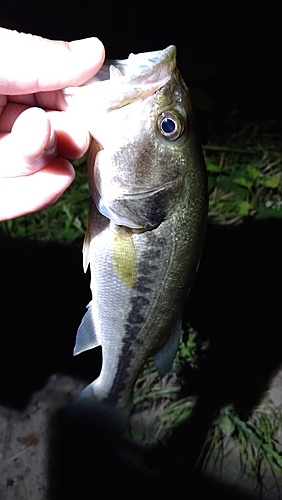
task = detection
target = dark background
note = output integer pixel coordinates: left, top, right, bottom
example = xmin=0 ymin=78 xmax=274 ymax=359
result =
xmin=1 ymin=2 xmax=282 ymax=499
xmin=2 ymin=1 xmax=282 ymax=126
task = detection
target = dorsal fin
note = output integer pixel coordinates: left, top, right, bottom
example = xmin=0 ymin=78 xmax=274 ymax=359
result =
xmin=83 ymin=222 xmax=91 ymax=273
xmin=109 ymin=64 xmax=123 ymax=79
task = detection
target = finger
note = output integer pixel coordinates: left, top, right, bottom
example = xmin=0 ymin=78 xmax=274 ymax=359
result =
xmin=0 ymin=28 xmax=105 ymax=95
xmin=0 ymin=107 xmax=57 ymax=177
xmin=6 ymin=90 xmax=67 ymax=112
xmin=0 ymin=102 xmax=29 ymax=132
xmin=0 ymin=157 xmax=75 ymax=221
xmin=47 ymin=110 xmax=90 ymax=159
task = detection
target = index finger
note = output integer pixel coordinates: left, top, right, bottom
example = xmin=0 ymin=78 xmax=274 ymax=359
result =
xmin=0 ymin=28 xmax=105 ymax=95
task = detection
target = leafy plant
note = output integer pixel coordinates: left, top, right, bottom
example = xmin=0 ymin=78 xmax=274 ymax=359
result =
xmin=172 ymin=328 xmax=202 ymax=371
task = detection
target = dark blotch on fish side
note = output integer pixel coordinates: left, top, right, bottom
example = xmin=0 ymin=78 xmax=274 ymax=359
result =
xmin=137 ymin=263 xmax=154 ymax=277
xmin=134 ymin=282 xmax=151 ymax=293
xmin=130 ymin=295 xmax=150 ymax=309
xmin=142 ymin=248 xmax=162 ymax=259
xmin=127 ymin=311 xmax=145 ymax=324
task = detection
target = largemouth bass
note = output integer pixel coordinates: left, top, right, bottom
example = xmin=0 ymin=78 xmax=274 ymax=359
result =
xmin=63 ymin=46 xmax=208 ymax=415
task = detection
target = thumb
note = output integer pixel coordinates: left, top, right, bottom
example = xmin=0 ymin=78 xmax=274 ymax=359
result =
xmin=0 ymin=28 xmax=105 ymax=95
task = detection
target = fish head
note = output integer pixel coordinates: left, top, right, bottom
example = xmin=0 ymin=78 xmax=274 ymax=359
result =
xmin=64 ymin=46 xmax=205 ymax=230
xmin=90 ymin=47 xmax=204 ymax=229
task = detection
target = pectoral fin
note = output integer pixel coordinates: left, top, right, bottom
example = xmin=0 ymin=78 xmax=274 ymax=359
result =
xmin=153 ymin=319 xmax=182 ymax=378
xmin=74 ymin=302 xmax=100 ymax=356
xmin=112 ymin=229 xmax=137 ymax=287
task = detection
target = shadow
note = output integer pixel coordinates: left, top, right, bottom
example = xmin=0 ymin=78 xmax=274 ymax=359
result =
xmin=165 ymin=217 xmax=282 ymax=483
xmin=49 ymin=399 xmax=256 ymax=500
xmin=190 ymin=217 xmax=282 ymax=412
xmin=0 ymin=233 xmax=102 ymax=408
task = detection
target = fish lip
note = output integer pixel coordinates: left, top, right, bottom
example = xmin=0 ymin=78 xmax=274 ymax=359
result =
xmin=114 ymin=46 xmax=176 ymax=78
xmin=98 ymin=45 xmax=176 ymax=81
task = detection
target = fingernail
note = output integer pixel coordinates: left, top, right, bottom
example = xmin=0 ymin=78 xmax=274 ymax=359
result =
xmin=44 ymin=126 xmax=57 ymax=153
xmin=69 ymin=37 xmax=104 ymax=56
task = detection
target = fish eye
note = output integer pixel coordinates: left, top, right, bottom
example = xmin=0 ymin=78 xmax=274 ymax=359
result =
xmin=157 ymin=111 xmax=183 ymax=141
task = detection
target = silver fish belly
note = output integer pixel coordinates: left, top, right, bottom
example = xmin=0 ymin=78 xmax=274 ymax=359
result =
xmin=66 ymin=46 xmax=208 ymax=410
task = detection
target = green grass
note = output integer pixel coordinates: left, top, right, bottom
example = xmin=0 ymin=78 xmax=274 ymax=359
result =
xmin=205 ymin=124 xmax=282 ymax=221
xmin=199 ymin=403 xmax=282 ymax=496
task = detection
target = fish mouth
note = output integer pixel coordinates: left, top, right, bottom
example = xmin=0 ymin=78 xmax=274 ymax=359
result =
xmin=62 ymin=46 xmax=177 ymax=115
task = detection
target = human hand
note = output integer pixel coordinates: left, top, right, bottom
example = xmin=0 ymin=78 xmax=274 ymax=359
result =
xmin=0 ymin=27 xmax=105 ymax=221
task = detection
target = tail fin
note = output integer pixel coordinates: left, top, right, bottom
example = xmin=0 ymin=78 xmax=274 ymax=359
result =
xmin=66 ymin=383 xmax=130 ymax=437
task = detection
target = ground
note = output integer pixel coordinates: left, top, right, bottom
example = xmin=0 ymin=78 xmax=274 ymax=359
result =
xmin=1 ymin=366 xmax=282 ymax=500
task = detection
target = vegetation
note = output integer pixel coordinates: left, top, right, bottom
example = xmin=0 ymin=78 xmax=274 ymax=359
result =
xmin=130 ymin=328 xmax=282 ymax=496
xmin=200 ymin=403 xmax=282 ymax=497
xmin=206 ymin=123 xmax=282 ymax=221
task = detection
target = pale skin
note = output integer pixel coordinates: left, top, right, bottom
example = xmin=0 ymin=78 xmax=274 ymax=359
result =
xmin=0 ymin=27 xmax=105 ymax=221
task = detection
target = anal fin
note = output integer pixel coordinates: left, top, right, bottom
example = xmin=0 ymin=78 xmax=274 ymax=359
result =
xmin=74 ymin=302 xmax=100 ymax=355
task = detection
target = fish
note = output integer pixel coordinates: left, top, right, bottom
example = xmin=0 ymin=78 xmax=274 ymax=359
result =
xmin=63 ymin=46 xmax=208 ymax=421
